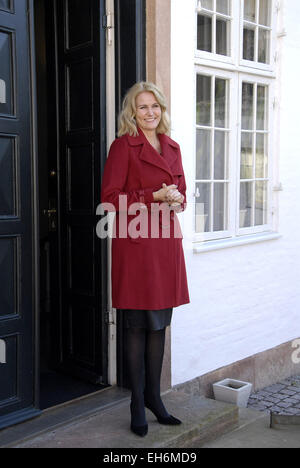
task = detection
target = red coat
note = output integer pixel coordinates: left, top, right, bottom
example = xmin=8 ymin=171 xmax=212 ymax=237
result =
xmin=101 ymin=129 xmax=190 ymax=310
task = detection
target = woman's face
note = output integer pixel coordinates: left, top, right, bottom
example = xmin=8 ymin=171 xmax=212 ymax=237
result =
xmin=135 ymin=92 xmax=162 ymax=134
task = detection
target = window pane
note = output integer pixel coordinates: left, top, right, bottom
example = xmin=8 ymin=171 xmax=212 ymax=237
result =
xmin=256 ymin=133 xmax=268 ymax=179
xmin=215 ymin=78 xmax=227 ymax=128
xmin=242 ymin=83 xmax=254 ymax=130
xmin=214 ymin=131 xmax=227 ymax=180
xmin=256 ymin=85 xmax=267 ymax=130
xmin=255 ymin=181 xmax=268 ymax=225
xmin=240 ymin=182 xmax=253 ymax=228
xmin=258 ymin=28 xmax=270 ymax=64
xmin=216 ymin=18 xmax=229 ymax=56
xmin=196 ymin=75 xmax=211 ymax=126
xmin=195 ymin=183 xmax=211 ymax=233
xmin=200 ymin=0 xmax=213 ymax=11
xmin=243 ymin=27 xmax=255 ymax=61
xmin=214 ymin=183 xmax=226 ymax=231
xmin=244 ymin=0 xmax=256 ymax=22
xmin=196 ymin=129 xmax=211 ymax=180
xmin=259 ymin=0 xmax=271 ymax=26
xmin=197 ymin=15 xmax=212 ymax=52
xmin=241 ymin=133 xmax=253 ymax=180
xmin=216 ymin=0 xmax=230 ymax=15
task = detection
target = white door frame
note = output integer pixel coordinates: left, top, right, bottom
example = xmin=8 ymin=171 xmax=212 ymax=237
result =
xmin=105 ymin=0 xmax=117 ymax=385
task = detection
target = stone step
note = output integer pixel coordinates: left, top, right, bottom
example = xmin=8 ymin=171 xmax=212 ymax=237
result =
xmin=7 ymin=390 xmax=239 ymax=448
xmin=0 ymin=386 xmax=130 ymax=448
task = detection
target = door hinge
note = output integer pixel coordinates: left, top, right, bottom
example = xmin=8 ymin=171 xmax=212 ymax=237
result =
xmin=104 ymin=310 xmax=115 ymax=325
xmin=273 ymin=182 xmax=283 ymax=192
xmin=0 ymin=79 xmax=6 ymax=104
xmin=275 ymin=1 xmax=281 ymax=14
xmin=103 ymin=13 xmax=114 ymax=45
xmin=0 ymin=339 xmax=6 ymax=364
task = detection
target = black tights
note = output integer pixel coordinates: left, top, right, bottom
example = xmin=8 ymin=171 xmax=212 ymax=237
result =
xmin=125 ymin=327 xmax=169 ymax=426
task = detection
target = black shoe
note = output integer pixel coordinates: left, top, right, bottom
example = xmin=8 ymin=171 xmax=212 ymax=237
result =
xmin=130 ymin=422 xmax=148 ymax=437
xmin=145 ymin=401 xmax=182 ymax=425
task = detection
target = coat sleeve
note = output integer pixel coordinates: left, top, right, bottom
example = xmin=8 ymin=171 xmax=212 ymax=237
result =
xmin=101 ymin=137 xmax=155 ymax=211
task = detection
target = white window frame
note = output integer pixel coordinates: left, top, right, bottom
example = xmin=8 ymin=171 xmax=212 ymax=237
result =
xmin=195 ymin=0 xmax=278 ymax=75
xmin=237 ymin=73 xmax=275 ymax=236
xmin=195 ymin=0 xmax=239 ymax=66
xmin=193 ymin=0 xmax=278 ymax=246
xmin=194 ymin=66 xmax=237 ymax=243
xmin=239 ymin=0 xmax=278 ymax=72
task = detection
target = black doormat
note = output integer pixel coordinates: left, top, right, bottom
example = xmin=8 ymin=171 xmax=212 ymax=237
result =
xmin=40 ymin=370 xmax=107 ymax=410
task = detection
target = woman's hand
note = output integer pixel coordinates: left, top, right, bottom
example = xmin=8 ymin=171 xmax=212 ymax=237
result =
xmin=165 ymin=187 xmax=184 ymax=205
xmin=153 ymin=184 xmax=177 ymax=202
xmin=153 ymin=183 xmax=184 ymax=205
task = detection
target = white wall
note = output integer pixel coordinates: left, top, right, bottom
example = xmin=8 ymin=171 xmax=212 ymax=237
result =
xmin=170 ymin=0 xmax=300 ymax=386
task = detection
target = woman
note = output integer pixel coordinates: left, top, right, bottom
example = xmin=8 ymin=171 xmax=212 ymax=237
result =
xmin=101 ymin=82 xmax=189 ymax=437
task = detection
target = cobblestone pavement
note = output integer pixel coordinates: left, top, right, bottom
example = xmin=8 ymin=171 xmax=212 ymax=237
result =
xmin=247 ymin=375 xmax=300 ymax=416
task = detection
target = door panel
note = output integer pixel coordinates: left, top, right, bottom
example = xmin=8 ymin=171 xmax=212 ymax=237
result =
xmin=53 ymin=0 xmax=108 ymax=384
xmin=0 ymin=136 xmax=18 ymax=217
xmin=0 ymin=29 xmax=14 ymax=116
xmin=66 ymin=59 xmax=94 ymax=131
xmin=0 ymin=0 xmax=39 ymax=427
xmin=0 ymin=237 xmax=19 ymax=318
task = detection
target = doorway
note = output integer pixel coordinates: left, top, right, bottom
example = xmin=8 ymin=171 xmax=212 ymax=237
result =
xmin=0 ymin=0 xmax=147 ymax=430
xmin=34 ymin=0 xmax=109 ymax=410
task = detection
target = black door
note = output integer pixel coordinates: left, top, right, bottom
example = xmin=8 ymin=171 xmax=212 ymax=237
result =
xmin=43 ymin=0 xmax=108 ymax=385
xmin=0 ymin=0 xmax=39 ymax=428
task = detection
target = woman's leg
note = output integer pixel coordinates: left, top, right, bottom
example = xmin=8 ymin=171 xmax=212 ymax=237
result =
xmin=144 ymin=328 xmax=170 ymax=418
xmin=125 ymin=327 xmax=147 ymax=427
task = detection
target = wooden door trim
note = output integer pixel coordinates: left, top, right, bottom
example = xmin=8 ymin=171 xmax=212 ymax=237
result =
xmin=28 ymin=0 xmax=41 ymax=414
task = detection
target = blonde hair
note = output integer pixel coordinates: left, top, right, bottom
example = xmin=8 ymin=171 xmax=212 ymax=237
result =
xmin=118 ymin=82 xmax=171 ymax=137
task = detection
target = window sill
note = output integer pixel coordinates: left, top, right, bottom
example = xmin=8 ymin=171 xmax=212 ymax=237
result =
xmin=194 ymin=56 xmax=277 ymax=78
xmin=193 ymin=232 xmax=282 ymax=254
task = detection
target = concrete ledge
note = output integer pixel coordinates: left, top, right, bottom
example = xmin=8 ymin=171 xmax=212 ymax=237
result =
xmin=174 ymin=339 xmax=300 ymax=399
xmin=13 ymin=391 xmax=239 ymax=448
xmin=270 ymin=412 xmax=300 ymax=427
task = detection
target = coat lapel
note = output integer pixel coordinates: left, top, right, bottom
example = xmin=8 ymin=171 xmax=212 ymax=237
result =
xmin=127 ymin=129 xmax=181 ymax=180
xmin=158 ymin=133 xmax=183 ymax=175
